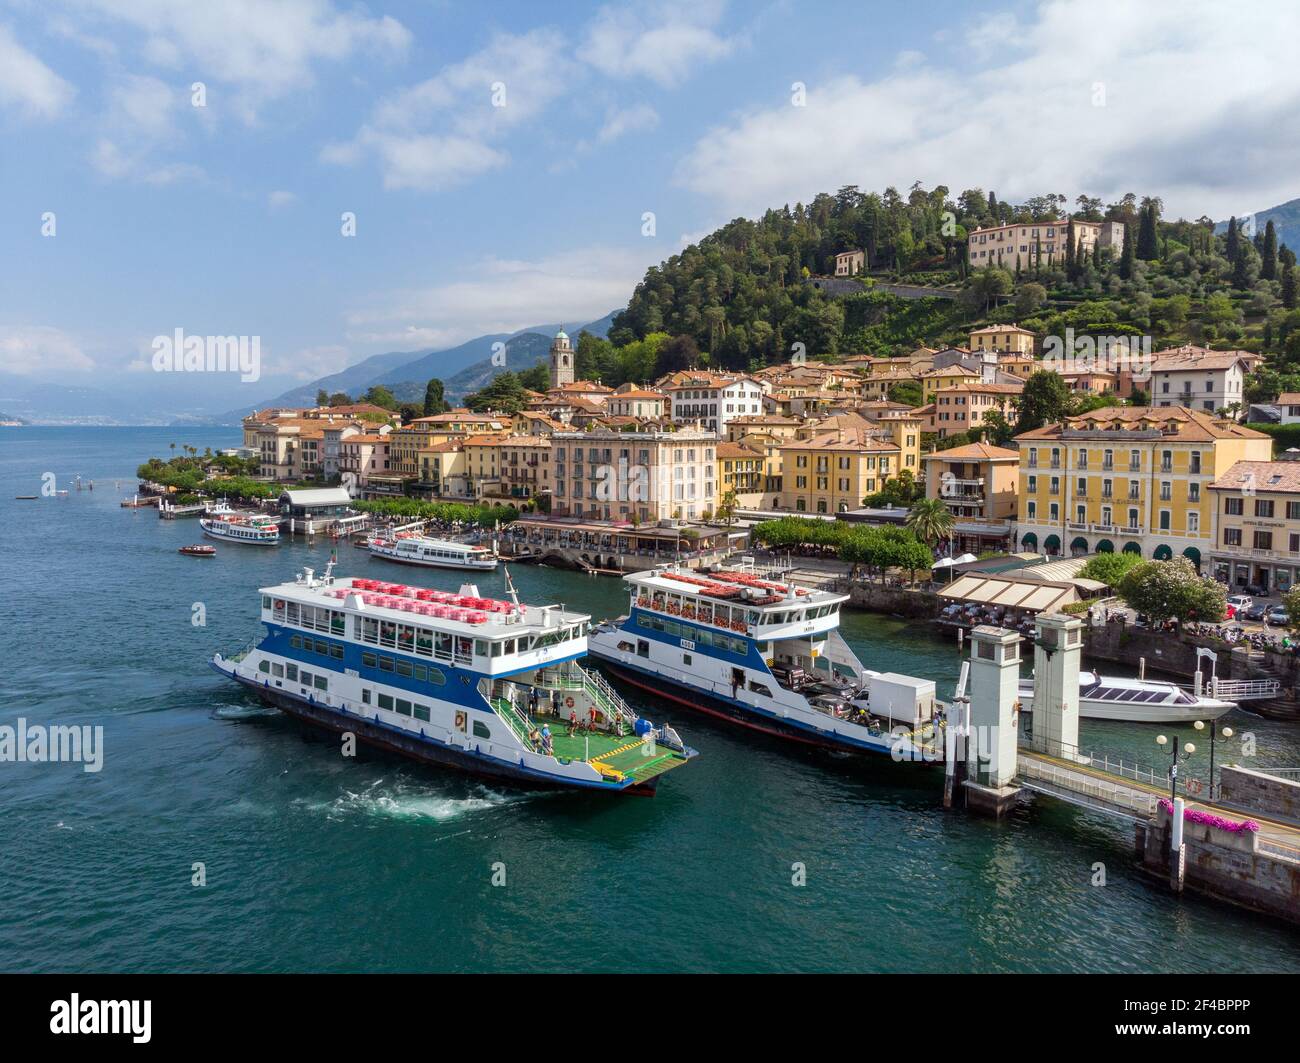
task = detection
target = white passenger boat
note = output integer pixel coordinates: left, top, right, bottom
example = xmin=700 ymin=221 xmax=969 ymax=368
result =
xmin=369 ymin=535 xmax=498 ymax=571
xmin=587 ymin=564 xmax=936 ymax=757
xmin=200 ymin=513 xmax=281 ymax=545
xmin=1018 ymin=670 xmax=1234 ymax=723
xmin=211 ymin=565 xmax=695 ymax=793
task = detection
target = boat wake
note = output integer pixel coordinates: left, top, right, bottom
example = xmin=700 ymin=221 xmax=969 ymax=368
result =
xmin=210 ymin=703 xmax=281 ymax=721
xmin=302 ymin=779 xmax=535 ymax=824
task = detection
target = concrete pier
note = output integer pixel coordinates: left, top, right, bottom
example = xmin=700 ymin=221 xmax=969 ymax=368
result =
xmin=958 ymin=625 xmax=1022 ymax=818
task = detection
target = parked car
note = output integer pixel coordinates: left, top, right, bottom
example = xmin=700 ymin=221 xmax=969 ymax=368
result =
xmin=1227 ymin=595 xmax=1253 ymax=614
xmin=1244 ymin=602 xmax=1270 ymax=622
xmin=1266 ymin=607 xmax=1291 ymax=627
xmin=1245 ymin=584 xmax=1269 ymax=597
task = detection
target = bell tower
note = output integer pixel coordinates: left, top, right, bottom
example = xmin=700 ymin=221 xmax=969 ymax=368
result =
xmin=549 ymin=329 xmax=574 ymax=389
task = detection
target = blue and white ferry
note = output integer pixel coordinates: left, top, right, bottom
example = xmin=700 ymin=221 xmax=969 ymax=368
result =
xmin=587 ymin=564 xmax=936 ymax=757
xmin=211 ymin=564 xmax=696 ymax=793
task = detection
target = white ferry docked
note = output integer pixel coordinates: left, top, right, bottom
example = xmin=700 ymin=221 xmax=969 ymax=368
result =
xmin=369 ymin=535 xmax=498 ymax=571
xmin=587 ymin=564 xmax=936 ymax=757
xmin=200 ymin=513 xmax=280 ymax=545
xmin=1018 ymin=670 xmax=1234 ymax=724
xmin=211 ymin=566 xmax=695 ymax=793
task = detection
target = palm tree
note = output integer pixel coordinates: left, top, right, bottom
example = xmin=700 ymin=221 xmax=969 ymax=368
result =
xmin=906 ymin=497 xmax=955 ymax=549
xmin=717 ymin=489 xmax=737 ymax=526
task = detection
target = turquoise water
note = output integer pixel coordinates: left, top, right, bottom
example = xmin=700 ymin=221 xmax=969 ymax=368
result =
xmin=2 ymin=427 xmax=1298 ymax=973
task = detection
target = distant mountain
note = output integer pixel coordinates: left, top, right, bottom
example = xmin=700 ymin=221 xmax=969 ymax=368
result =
xmin=1216 ymin=196 xmax=1300 ymax=251
xmin=439 ymin=333 xmax=553 ymax=400
xmin=427 ymin=313 xmax=617 ymax=401
xmin=204 ymin=311 xmax=616 ymax=423
xmin=0 ymin=373 xmax=167 ymax=425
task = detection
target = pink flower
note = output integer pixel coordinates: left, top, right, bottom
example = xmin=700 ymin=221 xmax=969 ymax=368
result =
xmin=1158 ymin=799 xmax=1259 ymax=833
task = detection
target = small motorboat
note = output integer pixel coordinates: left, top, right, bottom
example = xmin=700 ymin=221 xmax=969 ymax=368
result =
xmin=179 ymin=544 xmax=217 ymax=557
xmin=1019 ymin=669 xmax=1234 ymax=723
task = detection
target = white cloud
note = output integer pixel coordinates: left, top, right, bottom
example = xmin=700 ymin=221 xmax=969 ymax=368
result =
xmin=674 ymin=0 xmax=1300 ymax=221
xmin=69 ymin=0 xmax=410 ymax=115
xmin=344 ymin=247 xmax=652 ymax=349
xmin=268 ymin=189 xmax=297 ymax=208
xmin=0 ymin=326 xmax=95 ymax=376
xmin=324 ymin=27 xmax=563 ymax=190
xmin=583 ymin=2 xmax=734 ymax=87
xmin=279 ymin=344 xmax=354 ymax=381
xmin=90 ymin=74 xmax=204 ymax=184
xmin=329 ymin=129 xmax=507 ymax=191
xmin=598 ymin=103 xmax=659 ymax=143
xmin=329 ymin=4 xmax=735 ymax=190
xmin=0 ymin=25 xmax=75 ymax=119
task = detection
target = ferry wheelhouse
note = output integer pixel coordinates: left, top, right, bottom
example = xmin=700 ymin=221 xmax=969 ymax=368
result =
xmin=211 ymin=566 xmax=695 ymax=793
xmin=369 ymin=535 xmax=498 ymax=571
xmin=587 ymin=565 xmax=937 ymax=757
xmin=200 ymin=513 xmax=280 ymax=545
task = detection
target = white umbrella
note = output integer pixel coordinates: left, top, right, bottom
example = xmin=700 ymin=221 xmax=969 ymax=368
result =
xmin=932 ymin=557 xmax=955 ymax=568
xmin=954 ymin=553 xmax=978 ymax=564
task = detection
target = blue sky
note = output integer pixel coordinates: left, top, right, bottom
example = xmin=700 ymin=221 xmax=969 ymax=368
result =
xmin=1 ymin=0 xmax=1298 ymax=413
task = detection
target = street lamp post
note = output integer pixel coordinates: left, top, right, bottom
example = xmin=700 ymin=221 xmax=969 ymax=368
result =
xmin=1156 ymin=732 xmax=1196 ymax=872
xmin=1192 ymin=720 xmax=1234 ymax=800
xmin=1155 ymin=732 xmax=1196 ymax=805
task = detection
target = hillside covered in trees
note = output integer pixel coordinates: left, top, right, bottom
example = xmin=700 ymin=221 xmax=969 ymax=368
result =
xmin=594 ymin=183 xmax=1300 ymax=404
xmin=336 ymin=182 xmax=1300 ymax=415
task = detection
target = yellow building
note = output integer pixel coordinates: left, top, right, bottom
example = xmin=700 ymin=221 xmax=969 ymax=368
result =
xmin=968 ymin=219 xmax=1125 ymax=270
xmin=1013 ymin=407 xmax=1271 ymax=566
xmin=460 ymin=434 xmax=507 ymax=496
xmin=776 ymin=427 xmax=899 ymax=514
xmin=998 ymin=353 xmax=1037 ymax=380
xmin=931 ymin=382 xmax=1022 ymax=438
xmin=416 ymin=441 xmax=469 ymax=498
xmin=970 ymin=324 xmax=1036 ymax=356
xmin=388 ymin=410 xmax=510 ymax=478
xmin=922 ymin=442 xmax=1020 ymax=553
xmin=859 ymin=360 xmax=923 ymax=401
xmin=1208 ymin=461 xmax=1300 ymax=594
xmin=717 ymin=442 xmax=765 ymax=508
xmin=919 ymin=364 xmax=980 ymax=402
xmin=496 ymin=436 xmax=552 ymax=501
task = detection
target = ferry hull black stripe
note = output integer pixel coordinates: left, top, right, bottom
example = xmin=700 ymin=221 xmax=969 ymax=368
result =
xmin=215 ymin=666 xmax=660 ymax=795
xmin=599 ymin=659 xmax=891 ymax=753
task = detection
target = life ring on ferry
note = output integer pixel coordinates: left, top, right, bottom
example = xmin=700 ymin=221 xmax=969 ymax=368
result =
xmin=565 ymin=696 xmax=575 ymax=709
xmin=1187 ymin=778 xmax=1203 ymax=795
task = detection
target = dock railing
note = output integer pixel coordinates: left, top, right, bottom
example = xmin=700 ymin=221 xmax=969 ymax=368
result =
xmin=1020 ymin=735 xmax=1170 ymax=790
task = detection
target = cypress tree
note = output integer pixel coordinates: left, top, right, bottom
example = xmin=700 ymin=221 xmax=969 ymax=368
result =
xmin=1262 ymin=219 xmax=1278 ymax=280
xmin=1137 ymin=202 xmax=1159 ymax=260
xmin=1225 ymin=216 xmax=1239 ymax=262
xmin=1283 ymin=260 xmax=1297 ymax=310
xmin=1232 ymin=245 xmax=1250 ymax=290
xmin=1119 ymin=224 xmax=1136 ymax=280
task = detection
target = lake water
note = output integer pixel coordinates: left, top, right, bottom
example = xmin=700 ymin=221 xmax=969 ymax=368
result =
xmin=1 ymin=427 xmax=1298 ymax=972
